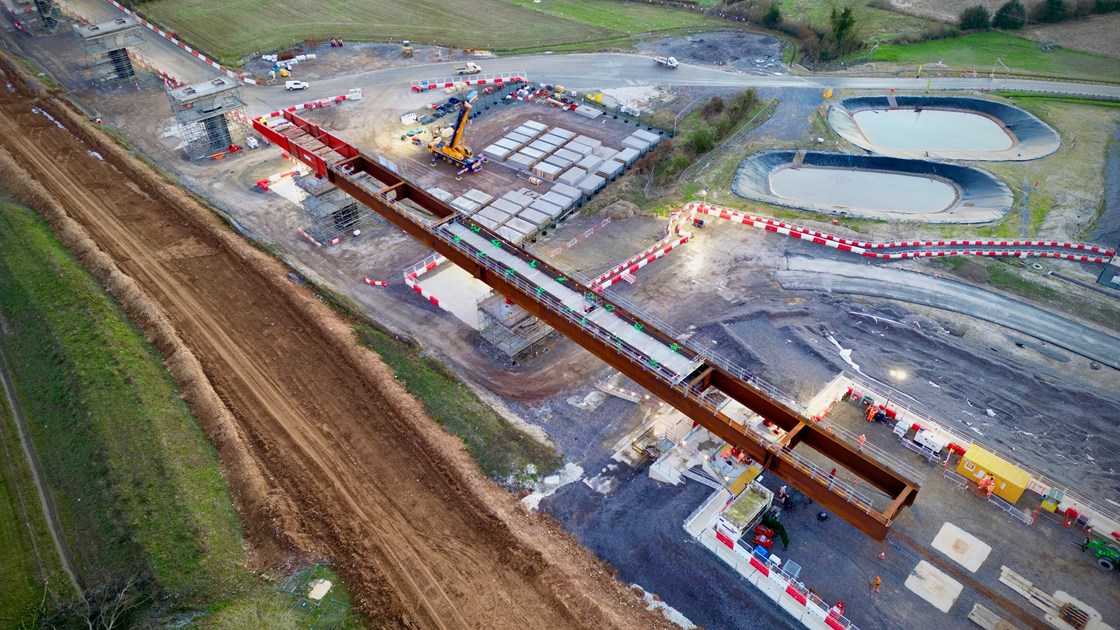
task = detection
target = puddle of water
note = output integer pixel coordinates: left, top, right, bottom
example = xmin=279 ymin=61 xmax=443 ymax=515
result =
xmin=769 ymin=167 xmax=958 ymax=213
xmin=852 ymin=109 xmax=1014 ymax=152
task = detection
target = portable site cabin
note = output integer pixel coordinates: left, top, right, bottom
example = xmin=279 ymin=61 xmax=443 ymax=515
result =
xmin=956 ymin=444 xmax=1031 ymax=504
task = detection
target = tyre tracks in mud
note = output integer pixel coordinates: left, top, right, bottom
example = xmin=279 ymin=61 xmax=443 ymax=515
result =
xmin=0 ymin=64 xmax=668 ymax=630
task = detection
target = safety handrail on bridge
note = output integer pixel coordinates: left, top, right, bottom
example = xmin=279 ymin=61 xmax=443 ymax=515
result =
xmin=252 ymin=108 xmax=921 ymax=540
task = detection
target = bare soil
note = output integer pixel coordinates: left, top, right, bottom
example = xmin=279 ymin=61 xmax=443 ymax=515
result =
xmin=0 ymin=59 xmax=674 ymax=629
xmin=1022 ymin=13 xmax=1120 ymax=59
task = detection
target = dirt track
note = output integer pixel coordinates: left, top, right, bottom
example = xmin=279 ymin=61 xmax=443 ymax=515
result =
xmin=0 ymin=62 xmax=671 ymax=629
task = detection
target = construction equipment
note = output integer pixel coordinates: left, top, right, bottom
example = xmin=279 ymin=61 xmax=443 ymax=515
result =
xmin=428 ymin=90 xmax=482 ymax=173
xmin=654 ymin=55 xmax=679 ymax=69
xmin=1081 ymin=538 xmax=1120 ymax=571
xmin=402 ymin=39 xmax=413 ymax=57
xmin=455 ymin=62 xmax=482 ymax=75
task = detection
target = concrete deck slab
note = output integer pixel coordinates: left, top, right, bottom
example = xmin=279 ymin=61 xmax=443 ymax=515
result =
xmin=906 ymin=560 xmax=964 ymax=613
xmin=932 ymin=523 xmax=991 ymax=573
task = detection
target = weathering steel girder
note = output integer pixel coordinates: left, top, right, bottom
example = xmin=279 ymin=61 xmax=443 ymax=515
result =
xmin=252 ymin=111 xmax=918 ymax=541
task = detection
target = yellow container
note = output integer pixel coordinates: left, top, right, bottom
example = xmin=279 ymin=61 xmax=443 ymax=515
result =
xmin=957 ymin=445 xmax=1032 ymax=504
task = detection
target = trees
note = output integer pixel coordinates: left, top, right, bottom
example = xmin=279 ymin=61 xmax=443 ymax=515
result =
xmin=824 ymin=5 xmax=862 ymax=59
xmin=1035 ymin=0 xmax=1069 ymax=22
xmin=763 ymin=2 xmax=783 ymax=28
xmin=992 ymin=0 xmax=1028 ymax=28
xmin=959 ymin=5 xmax=992 ymax=29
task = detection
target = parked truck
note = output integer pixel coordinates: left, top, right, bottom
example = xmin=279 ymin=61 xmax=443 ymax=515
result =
xmin=654 ymin=56 xmax=679 ymax=69
xmin=717 ymin=478 xmax=774 ymax=542
xmin=455 ymin=62 xmax=482 ymax=75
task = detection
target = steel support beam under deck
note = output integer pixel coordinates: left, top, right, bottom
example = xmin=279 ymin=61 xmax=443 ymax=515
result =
xmin=253 ymin=112 xmax=919 ymax=541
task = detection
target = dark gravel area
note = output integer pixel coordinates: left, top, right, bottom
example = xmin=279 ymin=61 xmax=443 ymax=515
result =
xmin=1090 ymin=123 xmax=1120 ymax=249
xmin=746 ymin=88 xmax=825 ymax=143
xmin=633 ymin=31 xmax=785 ymax=75
xmin=542 ymin=463 xmax=800 ymax=630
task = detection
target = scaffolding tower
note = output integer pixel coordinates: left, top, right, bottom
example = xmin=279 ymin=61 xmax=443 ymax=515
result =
xmin=168 ymin=77 xmax=248 ymax=159
xmin=4 ymin=0 xmax=61 ymax=33
xmin=476 ymin=292 xmax=557 ymax=360
xmin=295 ymin=174 xmax=393 ymax=243
xmin=79 ymin=17 xmax=143 ymax=85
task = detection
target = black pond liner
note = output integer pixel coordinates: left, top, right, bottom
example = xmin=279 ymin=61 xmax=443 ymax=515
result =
xmin=732 ymin=150 xmax=1013 ymax=224
xmin=828 ymin=95 xmax=1060 ymax=161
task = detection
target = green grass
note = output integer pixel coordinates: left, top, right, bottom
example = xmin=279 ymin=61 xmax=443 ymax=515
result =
xmin=0 ymin=386 xmax=73 ymax=621
xmin=0 ymin=202 xmax=247 ymax=606
xmin=865 ymin=31 xmax=1120 ymax=82
xmin=137 ymin=0 xmax=724 ymax=65
xmin=355 ymin=324 xmax=560 ymax=484
xmin=778 ymin=0 xmax=935 ymax=41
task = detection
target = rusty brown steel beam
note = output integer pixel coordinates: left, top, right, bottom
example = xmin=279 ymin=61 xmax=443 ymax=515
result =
xmin=255 ymin=114 xmax=919 ymax=541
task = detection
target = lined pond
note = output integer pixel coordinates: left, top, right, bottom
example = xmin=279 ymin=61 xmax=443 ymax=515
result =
xmin=769 ymin=166 xmax=959 ymax=213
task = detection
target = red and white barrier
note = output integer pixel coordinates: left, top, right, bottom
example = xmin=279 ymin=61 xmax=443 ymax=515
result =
xmin=104 ymin=0 xmax=258 ymax=85
xmin=409 ymin=73 xmax=527 ymax=92
xmin=257 ymin=90 xmax=364 ymax=122
xmin=255 ymin=168 xmax=300 ymax=191
xmin=401 ymin=255 xmax=447 ymax=310
xmin=362 ymin=276 xmax=388 ymax=287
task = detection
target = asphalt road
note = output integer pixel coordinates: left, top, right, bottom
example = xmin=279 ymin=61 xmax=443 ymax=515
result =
xmin=775 ymin=256 xmax=1120 ymax=370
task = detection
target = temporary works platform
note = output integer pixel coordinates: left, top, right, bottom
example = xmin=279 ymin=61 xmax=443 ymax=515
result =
xmin=79 ymin=17 xmax=143 ymax=84
xmin=957 ymin=445 xmax=1031 ymax=504
xmin=477 ymin=292 xmax=556 ymax=359
xmin=296 ymin=177 xmax=366 ymax=244
xmin=168 ymin=77 xmax=247 ymax=159
xmin=4 ymin=0 xmax=61 ymax=33
xmin=253 ymin=109 xmax=921 ymax=541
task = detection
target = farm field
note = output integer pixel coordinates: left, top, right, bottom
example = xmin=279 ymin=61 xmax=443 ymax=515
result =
xmin=0 ymin=201 xmax=249 ymax=615
xmin=0 ymin=323 xmax=72 ymax=620
xmin=138 ymin=0 xmax=726 ymax=64
xmin=865 ymin=31 xmax=1120 ymax=81
xmin=1022 ymin=12 xmax=1120 ymax=59
xmin=779 ymin=0 xmax=936 ymax=40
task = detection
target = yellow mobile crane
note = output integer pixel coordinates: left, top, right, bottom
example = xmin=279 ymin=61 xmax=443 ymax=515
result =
xmin=428 ymin=91 xmax=482 ymax=173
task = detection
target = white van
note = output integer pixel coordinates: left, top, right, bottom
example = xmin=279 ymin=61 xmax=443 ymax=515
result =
xmin=285 ymin=80 xmax=309 ymax=91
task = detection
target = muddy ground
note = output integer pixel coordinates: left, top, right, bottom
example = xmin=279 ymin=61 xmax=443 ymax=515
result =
xmin=0 ymin=60 xmax=682 ymax=629
xmin=633 ymin=31 xmax=785 ymax=74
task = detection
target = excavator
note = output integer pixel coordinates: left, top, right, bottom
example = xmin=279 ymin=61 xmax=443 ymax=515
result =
xmin=428 ymin=90 xmax=482 ymax=174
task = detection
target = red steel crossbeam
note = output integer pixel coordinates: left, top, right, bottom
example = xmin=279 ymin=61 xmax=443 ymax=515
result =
xmin=253 ymin=111 xmax=919 ymax=541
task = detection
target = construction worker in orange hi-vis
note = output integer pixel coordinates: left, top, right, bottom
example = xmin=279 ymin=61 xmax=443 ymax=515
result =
xmin=871 ymin=576 xmax=881 ymax=593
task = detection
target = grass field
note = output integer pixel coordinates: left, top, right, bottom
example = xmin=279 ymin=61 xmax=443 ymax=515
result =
xmin=0 ymin=202 xmax=248 ymax=609
xmin=779 ymin=0 xmax=936 ymax=41
xmin=138 ymin=0 xmax=725 ymax=64
xmin=0 ymin=380 xmax=73 ymax=621
xmin=355 ymin=324 xmax=561 ymax=485
xmin=864 ymin=31 xmax=1120 ymax=81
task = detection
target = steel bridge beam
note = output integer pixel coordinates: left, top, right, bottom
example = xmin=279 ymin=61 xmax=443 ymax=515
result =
xmin=253 ymin=112 xmax=919 ymax=541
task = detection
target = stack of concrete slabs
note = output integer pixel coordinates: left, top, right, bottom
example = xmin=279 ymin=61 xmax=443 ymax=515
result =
xmin=576 ymin=154 xmax=603 ymax=173
xmin=520 ymin=146 xmax=546 ymax=160
xmin=533 ymin=162 xmax=562 ymax=180
xmin=557 ymin=166 xmax=586 ymax=186
xmin=597 ymin=159 xmax=625 ymax=180
xmin=577 ymin=173 xmax=606 ymax=195
xmin=507 ymin=153 xmax=535 ymax=168
xmin=574 ymin=135 xmax=602 ymax=150
xmin=593 ymin=146 xmax=618 ymax=160
xmin=565 ymin=142 xmax=593 ymax=158
xmin=497 ymin=224 xmax=526 ymax=243
xmin=550 ymin=183 xmax=582 ymax=204
xmin=622 ymin=134 xmax=652 ymax=153
xmin=633 ymin=129 xmax=662 ymax=146
xmin=426 ymin=187 xmax=454 ymax=202
xmin=529 ymin=139 xmax=556 ymax=153
xmin=529 ymin=198 xmax=562 ymax=218
xmin=615 ymin=147 xmax=640 ymax=165
xmin=545 ymin=155 xmax=573 ymax=170
xmin=464 ymin=189 xmax=493 ymax=206
xmin=550 ymin=128 xmax=575 ymax=140
xmin=522 ymin=120 xmax=547 ymax=133
xmin=541 ymin=190 xmax=573 ymax=211
xmin=541 ymin=132 xmax=568 ymax=146
xmin=477 ymin=216 xmax=501 ymax=231
xmin=506 ymin=216 xmax=537 ymax=236
xmin=490 ymin=198 xmax=522 ymax=216
xmin=477 ymin=205 xmax=511 ymax=225
xmin=482 ymin=144 xmax=509 ymax=161
xmin=518 ymin=207 xmax=551 ymax=227
xmin=451 ymin=196 xmax=480 ymax=214
xmin=503 ymin=190 xmax=534 ymax=209
xmin=555 ymin=148 xmax=582 ymax=163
